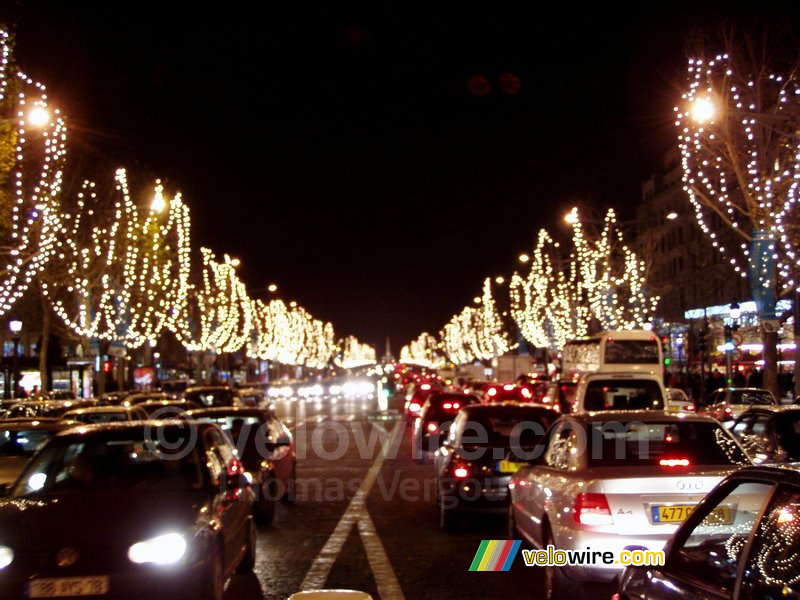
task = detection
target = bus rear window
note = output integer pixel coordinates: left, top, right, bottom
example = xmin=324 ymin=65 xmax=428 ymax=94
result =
xmin=605 ymin=340 xmax=660 ymax=364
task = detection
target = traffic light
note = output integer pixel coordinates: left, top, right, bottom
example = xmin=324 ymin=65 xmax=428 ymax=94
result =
xmin=723 ymin=325 xmax=734 ymax=352
xmin=103 ymin=359 xmax=113 ymax=373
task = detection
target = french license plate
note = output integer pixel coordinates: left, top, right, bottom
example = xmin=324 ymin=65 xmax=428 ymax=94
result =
xmin=497 ymin=460 xmax=521 ymax=474
xmin=28 ymin=576 xmax=109 ymax=598
xmin=652 ymin=504 xmax=731 ymax=524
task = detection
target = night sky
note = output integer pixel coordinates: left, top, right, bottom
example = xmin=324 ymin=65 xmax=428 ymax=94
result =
xmin=2 ymin=2 xmax=798 ymax=353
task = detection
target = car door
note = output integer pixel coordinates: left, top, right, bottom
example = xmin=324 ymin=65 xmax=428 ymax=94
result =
xmin=629 ymin=478 xmax=775 ymax=599
xmin=204 ymin=427 xmax=250 ymax=571
xmin=513 ymin=421 xmax=576 ymax=547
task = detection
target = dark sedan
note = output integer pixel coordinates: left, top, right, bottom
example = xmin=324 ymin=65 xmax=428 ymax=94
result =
xmin=617 ymin=466 xmax=800 ymax=600
xmin=411 ymin=393 xmax=480 ymax=463
xmin=433 ymin=403 xmax=559 ymax=531
xmin=186 ymin=407 xmax=296 ymax=524
xmin=0 ymin=421 xmax=256 ymax=600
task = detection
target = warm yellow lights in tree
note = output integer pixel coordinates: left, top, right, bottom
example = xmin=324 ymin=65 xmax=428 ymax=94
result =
xmin=399 ymin=332 xmax=445 ymax=368
xmin=335 ymin=335 xmax=377 ymax=369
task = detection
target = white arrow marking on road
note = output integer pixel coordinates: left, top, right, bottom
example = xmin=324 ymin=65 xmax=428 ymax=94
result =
xmin=300 ymin=422 xmax=406 ymax=599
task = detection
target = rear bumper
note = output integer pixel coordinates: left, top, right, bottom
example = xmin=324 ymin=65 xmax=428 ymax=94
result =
xmin=440 ymin=476 xmax=511 ymax=512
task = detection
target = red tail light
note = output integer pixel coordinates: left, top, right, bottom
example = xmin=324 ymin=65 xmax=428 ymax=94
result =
xmin=420 ymin=384 xmax=431 ymax=391
xmin=683 ymin=404 xmax=696 ymax=412
xmin=409 ymin=402 xmax=421 ymax=413
xmin=520 ymin=387 xmax=532 ymax=399
xmin=443 ymin=402 xmax=452 ymax=409
xmin=452 ymin=402 xmax=460 ymax=409
xmin=426 ymin=422 xmax=438 ymax=433
xmin=488 ymin=388 xmax=498 ymax=397
xmin=453 ymin=466 xmax=470 ymax=479
xmin=574 ymin=493 xmax=613 ymax=526
xmin=503 ymin=384 xmax=515 ymax=391
xmin=659 ymin=458 xmax=691 ymax=468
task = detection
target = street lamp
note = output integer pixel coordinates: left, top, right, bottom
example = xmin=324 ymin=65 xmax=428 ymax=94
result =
xmin=518 ymin=253 xmax=530 ymax=264
xmin=730 ymin=302 xmax=741 ymax=320
xmin=9 ymin=320 xmax=22 ymax=399
xmin=495 ymin=276 xmax=505 ymax=285
xmin=268 ymin=283 xmax=278 ymax=293
xmin=26 ymin=106 xmax=51 ymax=128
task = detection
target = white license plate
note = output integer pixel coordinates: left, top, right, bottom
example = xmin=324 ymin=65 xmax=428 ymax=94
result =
xmin=28 ymin=576 xmax=109 ymax=598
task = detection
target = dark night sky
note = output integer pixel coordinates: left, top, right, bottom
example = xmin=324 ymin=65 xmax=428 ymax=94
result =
xmin=2 ymin=2 xmax=798 ymax=352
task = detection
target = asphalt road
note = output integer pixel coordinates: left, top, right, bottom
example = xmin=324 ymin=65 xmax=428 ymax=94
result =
xmin=223 ymin=394 xmax=558 ymax=600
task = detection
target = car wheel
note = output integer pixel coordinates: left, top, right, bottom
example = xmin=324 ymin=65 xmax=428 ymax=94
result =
xmin=203 ymin=544 xmax=224 ymax=600
xmin=237 ymin=519 xmax=257 ymax=573
xmin=255 ymin=481 xmax=276 ymax=525
xmin=543 ymin=527 xmax=578 ymax=600
xmin=282 ymin=464 xmax=296 ymax=503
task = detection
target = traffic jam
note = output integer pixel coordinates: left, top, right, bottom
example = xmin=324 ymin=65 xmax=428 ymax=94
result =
xmin=0 ymin=330 xmax=796 ymax=599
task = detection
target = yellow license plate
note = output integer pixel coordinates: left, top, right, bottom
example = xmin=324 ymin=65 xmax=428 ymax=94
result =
xmin=653 ymin=505 xmax=731 ymax=524
xmin=498 ymin=460 xmax=521 ymax=473
xmin=28 ymin=576 xmax=109 ymax=598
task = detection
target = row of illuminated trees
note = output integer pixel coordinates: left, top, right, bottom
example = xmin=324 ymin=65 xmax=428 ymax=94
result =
xmin=0 ymin=30 xmax=375 ymax=379
xmin=400 ymin=208 xmax=658 ymax=366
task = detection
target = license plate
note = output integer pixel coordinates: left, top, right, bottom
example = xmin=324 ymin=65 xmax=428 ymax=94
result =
xmin=497 ymin=460 xmax=521 ymax=474
xmin=28 ymin=576 xmax=109 ymax=598
xmin=651 ymin=504 xmax=731 ymax=524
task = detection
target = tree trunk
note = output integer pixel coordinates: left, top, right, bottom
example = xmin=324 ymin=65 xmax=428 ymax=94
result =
xmin=763 ymin=327 xmax=780 ymax=399
xmin=795 ymin=290 xmax=800 ymax=400
xmin=38 ymin=285 xmax=51 ymax=391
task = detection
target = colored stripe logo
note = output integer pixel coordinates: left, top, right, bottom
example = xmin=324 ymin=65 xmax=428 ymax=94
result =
xmin=469 ymin=540 xmax=521 ymax=571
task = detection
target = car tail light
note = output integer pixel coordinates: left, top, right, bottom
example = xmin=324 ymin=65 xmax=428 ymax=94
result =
xmin=503 ymin=384 xmax=515 ymax=391
xmin=488 ymin=388 xmax=498 ymax=397
xmin=409 ymin=402 xmax=421 ymax=414
xmin=724 ymin=407 xmax=732 ymax=415
xmin=426 ymin=422 xmax=438 ymax=433
xmin=574 ymin=493 xmax=613 ymax=526
xmin=227 ymin=458 xmax=245 ymax=477
xmin=683 ymin=404 xmax=696 ymax=412
xmin=453 ymin=465 xmax=470 ymax=479
xmin=452 ymin=402 xmax=460 ymax=409
xmin=443 ymin=402 xmax=452 ymax=409
xmin=421 ymin=384 xmax=431 ymax=391
xmin=659 ymin=458 xmax=691 ymax=468
xmin=520 ymin=387 xmax=532 ymax=399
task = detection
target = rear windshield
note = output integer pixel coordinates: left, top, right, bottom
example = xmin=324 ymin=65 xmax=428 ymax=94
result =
xmin=66 ymin=412 xmax=129 ymax=424
xmin=584 ymin=379 xmax=664 ymax=411
xmin=459 ymin=410 xmax=558 ymax=447
xmin=184 ymin=390 xmax=234 ymax=407
xmin=604 ymin=339 xmax=660 ymax=364
xmin=588 ymin=421 xmax=749 ymax=467
xmin=730 ymin=390 xmax=776 ymax=405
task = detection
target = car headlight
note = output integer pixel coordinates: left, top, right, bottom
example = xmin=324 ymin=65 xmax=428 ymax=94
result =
xmin=128 ymin=533 xmax=187 ymax=565
xmin=0 ymin=545 xmax=13 ymax=570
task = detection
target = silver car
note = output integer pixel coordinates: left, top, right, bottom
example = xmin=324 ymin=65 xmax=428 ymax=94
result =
xmin=508 ymin=411 xmax=751 ymax=598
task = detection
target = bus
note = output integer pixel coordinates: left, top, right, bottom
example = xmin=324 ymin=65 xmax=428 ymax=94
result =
xmin=561 ymin=330 xmax=663 ymax=380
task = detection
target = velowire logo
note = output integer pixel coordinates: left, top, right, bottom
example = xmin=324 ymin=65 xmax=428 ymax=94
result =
xmin=469 ymin=540 xmax=521 ymax=571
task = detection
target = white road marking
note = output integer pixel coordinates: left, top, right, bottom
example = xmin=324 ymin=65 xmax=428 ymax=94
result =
xmin=300 ymin=421 xmax=406 ymax=599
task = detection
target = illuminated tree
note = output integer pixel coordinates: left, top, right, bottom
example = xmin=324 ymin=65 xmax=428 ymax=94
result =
xmin=676 ymin=35 xmax=800 ymax=395
xmin=336 ymin=335 xmax=377 ymax=369
xmin=400 ymin=332 xmax=445 ymax=368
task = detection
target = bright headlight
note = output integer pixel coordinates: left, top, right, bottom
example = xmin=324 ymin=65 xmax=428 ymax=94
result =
xmin=128 ymin=533 xmax=187 ymax=565
xmin=0 ymin=545 xmax=13 ymax=570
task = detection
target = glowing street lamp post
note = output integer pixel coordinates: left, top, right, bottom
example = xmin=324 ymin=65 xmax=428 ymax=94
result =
xmin=9 ymin=320 xmax=22 ymax=399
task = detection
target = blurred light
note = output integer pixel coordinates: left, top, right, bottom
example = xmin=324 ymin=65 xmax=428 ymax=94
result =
xmin=495 ymin=276 xmax=505 ymax=284
xmin=690 ymin=97 xmax=716 ymax=123
xmin=268 ymin=284 xmax=278 ymax=293
xmin=27 ymin=106 xmax=50 ymax=128
xmin=518 ymin=253 xmax=530 ymax=263
xmin=564 ymin=208 xmax=579 ymax=225
xmin=666 ymin=212 xmax=678 ymax=220
xmin=128 ymin=533 xmax=187 ymax=564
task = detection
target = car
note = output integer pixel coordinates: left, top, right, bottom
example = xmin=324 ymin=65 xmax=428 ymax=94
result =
xmin=98 ymin=391 xmax=130 ymax=406
xmin=702 ymin=387 xmax=778 ymax=422
xmin=0 ymin=418 xmax=79 ymax=490
xmin=616 ymin=466 xmax=800 ymax=600
xmin=664 ymin=387 xmax=696 ymax=414
xmin=483 ymin=383 xmax=536 ymax=404
xmin=61 ymin=405 xmax=149 ymax=424
xmin=0 ymin=421 xmax=256 ymax=600
xmin=187 ymin=407 xmax=296 ymax=524
xmin=160 ymin=379 xmax=195 ymax=396
xmin=507 ymin=411 xmax=751 ymax=599
xmin=570 ymin=372 xmax=666 ymax=413
xmin=183 ymin=386 xmax=242 ymax=408
xmin=237 ymin=387 xmax=269 ymax=408
xmin=1 ymin=399 xmax=98 ymax=419
xmin=411 ymin=392 xmax=480 ymax=463
xmin=136 ymin=399 xmax=201 ymax=419
xmin=403 ymin=381 xmax=442 ymax=419
xmin=729 ymin=405 xmax=800 ymax=465
xmin=123 ymin=392 xmax=178 ymax=407
xmin=434 ymin=403 xmax=560 ymax=531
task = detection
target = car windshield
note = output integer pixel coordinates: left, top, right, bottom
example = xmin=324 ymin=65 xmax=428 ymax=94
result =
xmin=584 ymin=379 xmax=664 ymax=410
xmin=0 ymin=429 xmax=55 ymax=457
xmin=730 ymin=390 xmax=775 ymax=405
xmin=185 ymin=390 xmax=234 ymax=407
xmin=587 ymin=421 xmax=750 ymax=467
xmin=604 ymin=339 xmax=660 ymax=364
xmin=12 ymin=430 xmax=204 ymax=495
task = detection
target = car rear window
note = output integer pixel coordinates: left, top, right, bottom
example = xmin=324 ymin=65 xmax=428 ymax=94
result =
xmin=185 ymin=390 xmax=235 ymax=407
xmin=584 ymin=379 xmax=664 ymax=410
xmin=459 ymin=410 xmax=558 ymax=447
xmin=588 ymin=421 xmax=749 ymax=467
xmin=731 ymin=390 xmax=776 ymax=405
